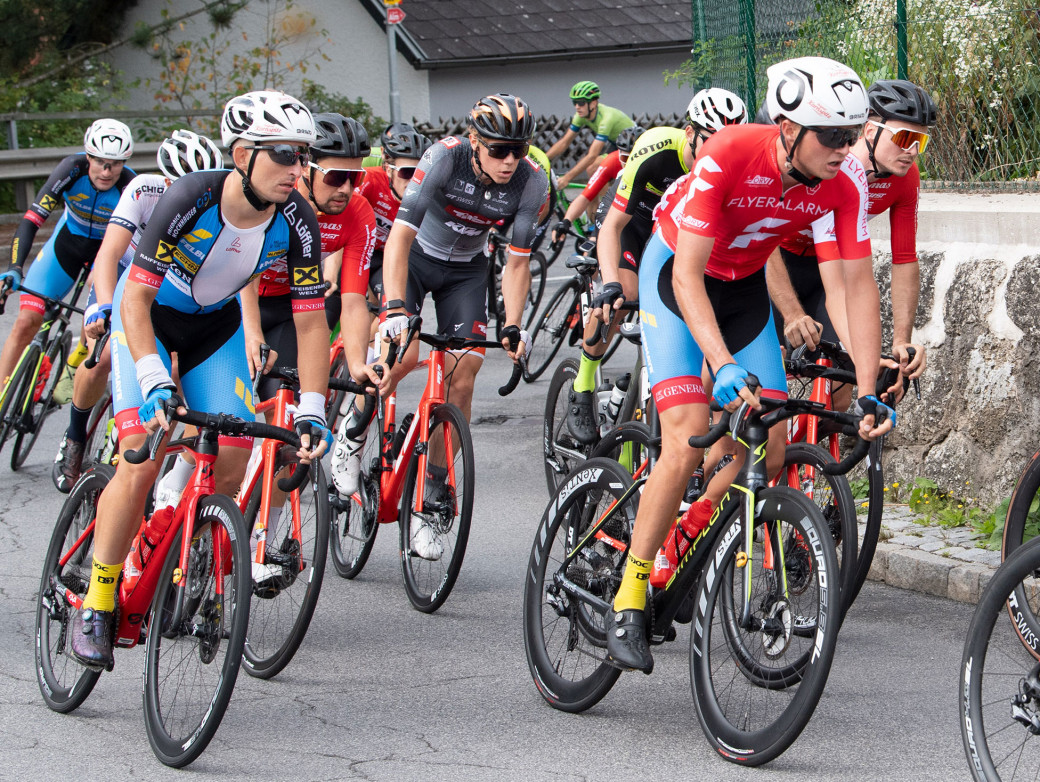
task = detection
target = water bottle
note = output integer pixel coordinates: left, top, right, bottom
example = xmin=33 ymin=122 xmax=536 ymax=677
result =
xmin=605 ymin=373 xmax=630 ymax=425
xmin=123 ymin=506 xmax=176 ymax=588
xmin=650 ymin=499 xmax=713 ymax=589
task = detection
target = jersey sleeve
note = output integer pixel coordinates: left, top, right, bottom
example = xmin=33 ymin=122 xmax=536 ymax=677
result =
xmin=829 ymin=158 xmax=872 ymax=261
xmin=11 ymin=154 xmax=85 ymax=267
xmin=568 ymin=112 xmax=583 ymax=133
xmin=678 ymin=151 xmax=730 ymax=239
xmin=283 ymin=192 xmax=326 ymax=313
xmin=810 ymin=212 xmax=839 ymax=262
xmin=108 ymin=174 xmax=156 ymax=235
xmin=507 ymin=167 xmax=550 ymax=256
xmin=395 ymin=139 xmax=455 ymax=232
xmin=337 ymin=198 xmax=377 ymax=297
xmin=581 ymin=152 xmax=621 ymax=200
xmin=888 ymin=165 xmax=920 ymax=264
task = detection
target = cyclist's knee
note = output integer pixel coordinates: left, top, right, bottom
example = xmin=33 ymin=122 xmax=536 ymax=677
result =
xmin=215 ymin=446 xmax=249 ymax=495
xmin=12 ymin=308 xmax=43 ymax=336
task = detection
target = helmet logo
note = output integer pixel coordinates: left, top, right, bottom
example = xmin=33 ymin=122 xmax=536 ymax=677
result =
xmin=830 ymin=79 xmax=862 ymax=119
xmin=775 ymin=69 xmax=809 ymax=112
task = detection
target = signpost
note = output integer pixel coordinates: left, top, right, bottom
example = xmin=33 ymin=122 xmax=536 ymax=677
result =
xmin=384 ymin=0 xmax=403 ymax=122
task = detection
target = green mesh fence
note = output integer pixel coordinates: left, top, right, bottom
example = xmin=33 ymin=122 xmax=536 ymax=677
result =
xmin=688 ymin=0 xmax=1040 ymax=190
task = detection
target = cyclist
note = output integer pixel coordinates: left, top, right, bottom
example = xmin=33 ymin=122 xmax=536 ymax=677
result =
xmin=355 ymin=122 xmax=434 ymax=298
xmin=348 ymin=93 xmax=546 ymax=560
xmin=50 ymin=130 xmax=224 ymax=493
xmin=606 ymin=57 xmax=895 ymax=673
xmin=565 ymin=88 xmax=747 ymax=445
xmin=546 ymin=81 xmax=634 ymax=189
xmin=768 ymin=79 xmax=935 ymax=400
xmin=69 ymin=91 xmax=331 ymax=670
xmin=0 ymin=119 xmax=136 ymax=393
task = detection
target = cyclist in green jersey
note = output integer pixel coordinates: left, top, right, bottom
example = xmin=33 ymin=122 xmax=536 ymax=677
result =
xmin=546 ymin=81 xmax=634 ymax=189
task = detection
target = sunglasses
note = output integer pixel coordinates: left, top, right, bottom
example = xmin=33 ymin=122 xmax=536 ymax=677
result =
xmin=387 ymin=164 xmax=417 ymax=180
xmin=573 ymin=100 xmax=589 ymax=108
xmin=868 ymin=120 xmax=930 ymax=153
xmin=477 ymin=138 xmax=530 ymax=160
xmin=308 ymin=161 xmax=363 ymax=187
xmin=251 ymin=144 xmax=311 ymax=166
xmin=87 ymin=155 xmax=124 ymax=171
xmin=806 ymin=126 xmax=860 ymax=150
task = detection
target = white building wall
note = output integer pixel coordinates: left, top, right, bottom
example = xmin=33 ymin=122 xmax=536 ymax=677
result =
xmin=106 ymin=0 xmax=429 ymax=122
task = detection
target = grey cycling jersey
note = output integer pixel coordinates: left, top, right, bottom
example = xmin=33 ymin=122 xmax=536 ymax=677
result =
xmin=395 ymin=136 xmax=548 ymax=262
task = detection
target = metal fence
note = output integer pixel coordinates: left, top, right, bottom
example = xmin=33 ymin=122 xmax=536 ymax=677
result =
xmin=690 ymin=0 xmax=1040 ymax=190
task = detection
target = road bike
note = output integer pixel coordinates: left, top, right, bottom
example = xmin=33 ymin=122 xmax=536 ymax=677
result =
xmin=523 ymin=389 xmax=869 ymax=765
xmin=328 ymin=316 xmax=523 ymax=612
xmin=35 ymin=402 xmax=305 ymax=767
xmin=485 ymin=228 xmax=548 ymax=339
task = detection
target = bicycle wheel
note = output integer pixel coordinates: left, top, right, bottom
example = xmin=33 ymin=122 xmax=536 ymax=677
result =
xmin=34 ymin=465 xmax=111 ymax=713
xmin=1002 ymin=450 xmax=1040 ymax=560
xmin=326 ymin=348 xmax=348 ymax=430
xmin=12 ymin=330 xmax=70 ymax=470
xmin=83 ymin=391 xmax=114 ymax=468
xmin=543 ymin=358 xmax=595 ymax=494
xmin=600 ymin=309 xmax=637 ymax=366
xmin=328 ymin=399 xmax=382 ymax=578
xmin=398 ymin=403 xmax=474 ymax=613
xmin=523 ymin=457 xmax=636 ymax=712
xmin=524 ymin=280 xmax=580 ymax=382
xmin=589 ymin=421 xmax=658 ymax=479
xmin=843 ymin=437 xmax=884 ymax=606
xmin=1 ymin=344 xmax=41 ymax=459
xmin=524 ymin=251 xmax=549 ymax=330
xmin=242 ymin=460 xmax=330 ymax=679
xmin=691 ymin=486 xmax=841 ymax=766
xmin=961 ymin=534 xmax=1040 ymax=781
xmin=775 ymin=443 xmax=858 ymax=614
xmin=143 ymin=493 xmax=250 ymax=768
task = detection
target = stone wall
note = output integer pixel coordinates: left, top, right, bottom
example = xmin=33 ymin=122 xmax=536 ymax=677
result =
xmin=871 ymin=193 xmax=1040 ymax=505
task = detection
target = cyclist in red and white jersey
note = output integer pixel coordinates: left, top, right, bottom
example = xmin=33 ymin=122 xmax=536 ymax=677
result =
xmin=606 ymin=57 xmax=895 ymax=673
xmin=769 ymin=79 xmax=936 ymax=398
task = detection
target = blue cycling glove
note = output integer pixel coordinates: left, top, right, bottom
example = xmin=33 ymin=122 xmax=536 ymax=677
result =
xmin=85 ymin=303 xmax=112 ymax=331
xmin=295 ymin=415 xmax=333 ymax=453
xmin=712 ymin=363 xmax=749 ymax=407
xmin=855 ymin=395 xmax=897 ymax=428
xmin=139 ymin=385 xmax=176 ymax=425
xmin=0 ymin=268 xmax=22 ymax=292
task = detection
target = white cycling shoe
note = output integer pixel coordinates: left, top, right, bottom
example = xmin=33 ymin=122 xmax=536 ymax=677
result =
xmin=410 ymin=515 xmax=443 ymax=561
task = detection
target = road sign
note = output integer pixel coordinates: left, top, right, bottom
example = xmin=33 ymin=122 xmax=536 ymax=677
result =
xmin=387 ymin=7 xmax=405 ymax=23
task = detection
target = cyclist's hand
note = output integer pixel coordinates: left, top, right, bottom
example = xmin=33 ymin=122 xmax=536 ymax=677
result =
xmin=139 ymin=386 xmax=180 ymax=433
xmin=550 ymin=219 xmax=571 ymax=250
xmin=591 ymin=281 xmax=624 ymax=324
xmin=854 ymin=394 xmax=895 ymax=440
xmin=0 ymin=268 xmax=22 ymax=293
xmin=713 ymin=363 xmax=760 ymax=412
xmin=247 ymin=338 xmax=277 ymax=381
xmin=324 ymin=279 xmax=339 ymax=299
xmin=894 ymin=342 xmax=926 ymax=379
xmin=351 ymin=360 xmax=387 ymax=393
xmin=84 ymin=303 xmax=112 ymax=340
xmin=294 ymin=415 xmax=333 ymax=463
xmin=379 ymin=311 xmax=408 ymax=347
xmin=784 ymin=315 xmax=822 ymax=351
xmin=500 ymin=324 xmax=531 ymax=361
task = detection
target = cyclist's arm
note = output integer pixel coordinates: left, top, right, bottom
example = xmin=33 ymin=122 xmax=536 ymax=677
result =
xmin=91 ymin=224 xmax=133 ymax=309
xmin=890 ymin=260 xmax=924 ymax=376
xmin=240 ymin=280 xmax=272 ymax=379
xmin=546 ymin=128 xmax=577 ymax=161
xmin=292 ymin=308 xmax=331 ymax=397
xmin=9 ymin=155 xmax=81 ymax=269
xmin=817 ymin=258 xmax=852 ymax=348
xmin=382 ymin=222 xmax=416 ymax=314
xmin=323 ymin=248 xmax=343 ymax=298
xmin=559 ymin=138 xmax=606 ymax=188
xmin=563 ymin=192 xmax=591 ymax=223
xmin=840 ymin=254 xmax=891 ymax=436
xmin=596 ymin=204 xmax=632 ymax=287
xmin=764 ymin=247 xmax=820 ymax=350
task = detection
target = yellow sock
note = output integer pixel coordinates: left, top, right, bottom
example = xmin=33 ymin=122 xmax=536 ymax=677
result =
xmin=613 ymin=552 xmax=652 ymax=612
xmin=68 ymin=341 xmax=89 ymax=369
xmin=82 ymin=559 xmax=122 ymax=612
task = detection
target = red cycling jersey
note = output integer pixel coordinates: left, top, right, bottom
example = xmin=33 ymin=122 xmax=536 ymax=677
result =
xmin=258 ymin=192 xmax=377 ymax=297
xmin=355 ymin=165 xmax=399 ymax=251
xmin=654 ymin=124 xmax=870 ymax=281
xmin=580 ymin=150 xmax=624 ymax=201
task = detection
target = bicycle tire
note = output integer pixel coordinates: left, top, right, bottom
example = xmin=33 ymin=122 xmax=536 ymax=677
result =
xmin=525 ymin=251 xmax=549 ymax=330
xmin=1 ymin=343 xmax=41 ymax=459
xmin=543 ymin=358 xmax=596 ymax=494
xmin=326 ymin=349 xmax=349 ymax=431
xmin=524 ymin=280 xmax=581 ymax=382
xmin=960 ymin=533 xmax=1040 ymax=782
xmin=398 ymin=403 xmax=474 ymax=613
xmin=1001 ymin=450 xmax=1040 ymax=561
xmin=776 ymin=443 xmax=858 ymax=615
xmin=328 ymin=402 xmax=381 ymax=578
xmin=600 ymin=309 xmax=637 ymax=366
xmin=143 ymin=493 xmax=250 ymax=768
xmin=242 ymin=460 xmax=330 ymax=679
xmin=523 ymin=457 xmax=636 ymax=712
xmin=589 ymin=420 xmax=658 ymax=479
xmin=691 ymin=486 xmax=841 ymax=766
xmin=844 ymin=437 xmax=885 ymax=606
xmin=12 ymin=331 xmax=70 ymax=470
xmin=83 ymin=390 xmax=114 ymax=468
xmin=34 ymin=464 xmax=111 ymax=713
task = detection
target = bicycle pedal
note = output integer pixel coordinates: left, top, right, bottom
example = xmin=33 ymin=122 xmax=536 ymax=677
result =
xmin=649 ymin=624 xmax=677 ymax=645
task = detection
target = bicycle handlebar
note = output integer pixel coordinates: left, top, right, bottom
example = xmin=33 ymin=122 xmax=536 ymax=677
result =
xmin=83 ymin=330 xmax=110 ymax=370
xmin=786 ymin=339 xmax=919 ymax=402
xmin=586 ymin=298 xmax=639 ymax=347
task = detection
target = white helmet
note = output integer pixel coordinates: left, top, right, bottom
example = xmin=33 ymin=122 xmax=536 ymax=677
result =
xmin=84 ymin=119 xmax=134 ymax=160
xmin=219 ymin=90 xmax=315 ymax=148
xmin=765 ymin=57 xmax=869 ymax=127
xmin=157 ymin=129 xmax=224 ymax=179
xmin=686 ymin=88 xmax=748 ymax=132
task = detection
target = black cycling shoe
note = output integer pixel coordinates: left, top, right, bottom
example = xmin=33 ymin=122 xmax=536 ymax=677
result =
xmin=70 ymin=607 xmax=116 ymax=672
xmin=606 ymin=609 xmax=654 ymax=674
xmin=52 ymin=434 xmax=85 ymax=494
xmin=565 ymin=387 xmax=599 ymax=445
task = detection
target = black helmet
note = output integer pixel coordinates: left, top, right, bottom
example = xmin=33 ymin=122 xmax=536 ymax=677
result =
xmin=381 ymin=123 xmax=433 ymax=159
xmin=867 ymin=80 xmax=937 ymax=126
xmin=753 ymin=100 xmax=775 ymax=125
xmin=469 ymin=94 xmax=536 ymax=141
xmin=312 ymin=113 xmax=371 ymax=158
xmin=615 ymin=124 xmax=645 ymax=154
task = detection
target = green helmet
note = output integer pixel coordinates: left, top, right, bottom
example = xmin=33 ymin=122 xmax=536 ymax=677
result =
xmin=569 ymin=81 xmax=600 ymax=102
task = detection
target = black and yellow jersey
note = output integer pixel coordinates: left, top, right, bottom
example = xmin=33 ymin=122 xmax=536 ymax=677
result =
xmin=612 ymin=127 xmax=691 ymax=227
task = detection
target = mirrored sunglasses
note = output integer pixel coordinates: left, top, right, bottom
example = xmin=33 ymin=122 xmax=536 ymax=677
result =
xmin=869 ymin=120 xmax=930 ymax=153
xmin=807 ymin=125 xmax=860 ymax=150
xmin=252 ymin=144 xmax=311 ymax=166
xmin=477 ymin=138 xmax=530 ymax=160
xmin=308 ymin=162 xmax=363 ymax=187
xmin=387 ymin=164 xmax=417 ymax=180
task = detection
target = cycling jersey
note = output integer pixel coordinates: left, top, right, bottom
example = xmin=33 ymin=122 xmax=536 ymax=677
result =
xmin=356 ymin=166 xmax=400 ymax=251
xmin=362 ymin=146 xmax=383 ymax=168
xmin=613 ymin=127 xmax=691 ymax=226
xmin=654 ymin=124 xmax=870 ymax=281
xmin=581 ymin=150 xmax=624 ymax=202
xmin=127 ymin=170 xmax=325 ymax=314
xmin=526 ymin=145 xmax=554 ymax=221
xmin=396 ymin=136 xmax=548 ymax=262
xmin=569 ymin=104 xmax=634 ymax=143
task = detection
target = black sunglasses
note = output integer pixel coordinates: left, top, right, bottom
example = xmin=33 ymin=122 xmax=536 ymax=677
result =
xmin=387 ymin=164 xmax=417 ymax=180
xmin=477 ymin=138 xmax=530 ymax=160
xmin=251 ymin=144 xmax=311 ymax=166
xmin=308 ymin=161 xmax=363 ymax=187
xmin=573 ymin=100 xmax=589 ymax=108
xmin=807 ymin=126 xmax=860 ymax=150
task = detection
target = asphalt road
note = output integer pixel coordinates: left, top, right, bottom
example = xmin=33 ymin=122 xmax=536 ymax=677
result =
xmin=0 ymin=293 xmax=979 ymax=781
